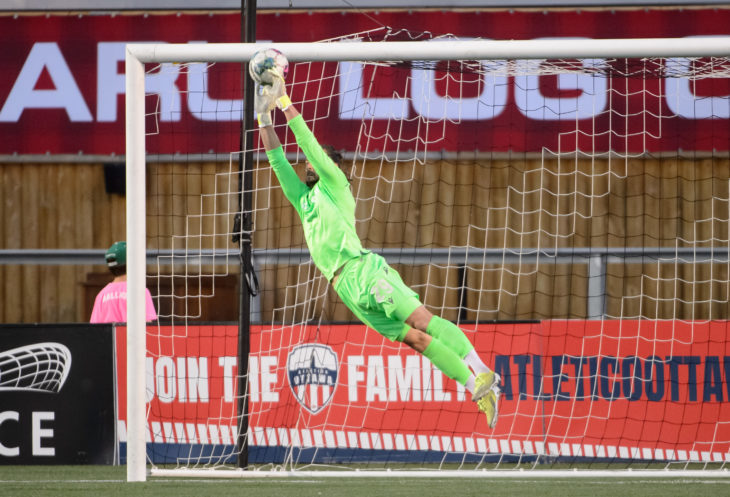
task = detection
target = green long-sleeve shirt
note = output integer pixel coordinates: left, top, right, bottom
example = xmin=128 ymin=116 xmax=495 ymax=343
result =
xmin=266 ymin=115 xmax=366 ymax=281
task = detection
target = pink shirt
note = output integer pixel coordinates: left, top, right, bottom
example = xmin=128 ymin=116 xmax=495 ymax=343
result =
xmin=90 ymin=281 xmax=157 ymax=323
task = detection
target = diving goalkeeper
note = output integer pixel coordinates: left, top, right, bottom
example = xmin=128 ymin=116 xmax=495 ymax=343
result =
xmin=254 ymin=68 xmax=501 ymax=428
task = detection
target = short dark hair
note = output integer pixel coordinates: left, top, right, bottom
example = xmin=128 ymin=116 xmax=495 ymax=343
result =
xmin=322 ymin=145 xmax=350 ymax=180
xmin=109 ymin=265 xmax=126 ymax=277
xmin=322 ymin=144 xmax=343 ymax=165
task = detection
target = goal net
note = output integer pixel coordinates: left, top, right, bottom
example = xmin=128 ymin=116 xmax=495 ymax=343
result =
xmin=124 ymin=30 xmax=730 ymax=479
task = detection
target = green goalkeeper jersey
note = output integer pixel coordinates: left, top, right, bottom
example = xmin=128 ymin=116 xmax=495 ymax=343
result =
xmin=266 ymin=115 xmax=366 ymax=281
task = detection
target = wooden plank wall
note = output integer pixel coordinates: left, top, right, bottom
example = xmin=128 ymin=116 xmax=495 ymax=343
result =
xmin=2 ymin=157 xmax=729 ymax=323
xmin=254 ymin=156 xmax=730 ymax=323
xmin=1 ymin=163 xmax=126 ymax=323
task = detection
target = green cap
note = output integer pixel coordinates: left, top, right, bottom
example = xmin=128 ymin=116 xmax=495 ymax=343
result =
xmin=105 ymin=241 xmax=127 ymax=267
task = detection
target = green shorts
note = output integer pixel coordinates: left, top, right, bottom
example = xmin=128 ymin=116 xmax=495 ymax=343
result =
xmin=333 ymin=252 xmax=422 ymax=342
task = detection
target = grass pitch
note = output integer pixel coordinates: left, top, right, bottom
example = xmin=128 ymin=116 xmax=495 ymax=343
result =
xmin=1 ymin=465 xmax=729 ymax=497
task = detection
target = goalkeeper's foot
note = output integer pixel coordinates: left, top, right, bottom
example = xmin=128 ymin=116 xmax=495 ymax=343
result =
xmin=473 ymin=372 xmax=501 ymax=429
xmin=472 ymin=371 xmax=500 ymax=402
xmin=478 ymin=386 xmax=500 ymax=429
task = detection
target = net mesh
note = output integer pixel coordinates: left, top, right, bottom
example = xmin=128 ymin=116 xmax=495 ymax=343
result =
xmin=135 ymin=29 xmax=730 ymax=472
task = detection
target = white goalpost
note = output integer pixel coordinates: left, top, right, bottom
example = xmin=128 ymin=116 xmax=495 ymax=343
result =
xmin=126 ymin=35 xmax=730 ymax=481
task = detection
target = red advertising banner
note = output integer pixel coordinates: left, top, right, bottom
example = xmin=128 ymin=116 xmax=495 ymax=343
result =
xmin=115 ymin=324 xmax=239 ymax=447
xmin=116 ymin=320 xmax=730 ymax=463
xmin=2 ymin=9 xmax=730 ymax=156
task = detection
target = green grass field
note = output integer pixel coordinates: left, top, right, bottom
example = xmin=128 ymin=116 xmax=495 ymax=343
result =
xmin=1 ymin=466 xmax=729 ymax=497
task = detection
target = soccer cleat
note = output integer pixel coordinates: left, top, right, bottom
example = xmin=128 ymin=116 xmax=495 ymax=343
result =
xmin=472 ymin=371 xmax=501 ymax=429
xmin=477 ymin=385 xmax=501 ymax=429
xmin=472 ymin=371 xmax=500 ymax=402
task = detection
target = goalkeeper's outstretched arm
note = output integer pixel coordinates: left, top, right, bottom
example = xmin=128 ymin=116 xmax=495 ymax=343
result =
xmin=258 ymin=121 xmax=280 ymax=152
xmin=259 ymin=75 xmax=344 ymax=186
xmin=256 ymin=80 xmax=308 ymax=203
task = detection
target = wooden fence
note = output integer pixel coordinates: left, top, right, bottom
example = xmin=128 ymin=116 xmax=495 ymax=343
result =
xmin=1 ymin=156 xmax=729 ymax=323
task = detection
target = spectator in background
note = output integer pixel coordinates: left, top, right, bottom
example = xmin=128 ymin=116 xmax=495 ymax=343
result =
xmin=90 ymin=241 xmax=157 ymax=323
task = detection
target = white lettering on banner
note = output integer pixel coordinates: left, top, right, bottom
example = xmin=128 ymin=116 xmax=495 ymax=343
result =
xmin=347 ymin=355 xmax=365 ymax=402
xmin=668 ymin=63 xmax=730 ymax=119
xmin=248 ymin=356 xmax=259 ymax=402
xmin=388 ymin=355 xmax=422 ymax=401
xmin=410 ymin=38 xmax=509 ymax=121
xmin=187 ymin=61 xmax=243 ymax=121
xmin=175 ymin=357 xmax=209 ymax=402
xmin=339 ymin=37 xmax=609 ymax=122
xmin=339 ymin=60 xmax=409 ymax=120
xmin=347 ymin=354 xmax=456 ymax=403
xmin=665 ymin=37 xmax=730 ymax=119
xmin=156 ymin=357 xmax=176 ymax=402
xmin=31 ymin=411 xmax=54 ymax=457
xmin=219 ymin=356 xmax=237 ymax=402
xmin=0 ymin=411 xmax=55 ymax=457
xmin=366 ymin=355 xmax=388 ymax=402
xmin=0 ymin=411 xmax=20 ymax=457
xmin=142 ymin=60 xmax=181 ymax=123
xmin=96 ymin=42 xmax=126 ymax=122
xmin=99 ymin=41 xmax=247 ymax=123
xmin=138 ymin=353 xmax=468 ymax=408
xmin=1 ymin=38 xmax=728 ymax=126
xmin=97 ymin=41 xmax=182 ymax=122
xmin=411 ymin=60 xmax=509 ymax=120
xmin=188 ymin=39 xmax=274 ymax=122
xmin=145 ymin=356 xmax=210 ymax=403
xmin=248 ymin=356 xmax=280 ymax=402
xmin=260 ymin=356 xmax=279 ymax=402
xmin=176 ymin=357 xmax=187 ymax=402
xmin=0 ymin=42 xmax=92 ymax=122
xmin=513 ymin=38 xmax=607 ymax=121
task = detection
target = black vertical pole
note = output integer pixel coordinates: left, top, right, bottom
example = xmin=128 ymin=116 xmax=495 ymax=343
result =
xmin=236 ymin=0 xmax=257 ymax=470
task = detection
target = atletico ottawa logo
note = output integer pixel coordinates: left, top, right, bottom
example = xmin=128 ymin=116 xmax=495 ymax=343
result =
xmin=286 ymin=344 xmax=338 ymax=414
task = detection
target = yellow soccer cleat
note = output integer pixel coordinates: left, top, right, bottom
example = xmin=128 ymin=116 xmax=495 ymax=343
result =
xmin=473 ymin=371 xmax=501 ymax=429
xmin=472 ymin=371 xmax=500 ymax=402
xmin=477 ymin=386 xmax=500 ymax=429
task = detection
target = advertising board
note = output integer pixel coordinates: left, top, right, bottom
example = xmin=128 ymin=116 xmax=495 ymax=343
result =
xmin=2 ymin=9 xmax=729 ymax=156
xmin=116 ymin=321 xmax=730 ymax=463
xmin=0 ymin=324 xmax=116 ymax=464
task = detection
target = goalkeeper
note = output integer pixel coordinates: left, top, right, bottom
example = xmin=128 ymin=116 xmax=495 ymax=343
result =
xmin=254 ymin=68 xmax=501 ymax=428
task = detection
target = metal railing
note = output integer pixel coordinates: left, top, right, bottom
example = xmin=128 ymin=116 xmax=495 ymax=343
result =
xmin=2 ymin=246 xmax=728 ymax=320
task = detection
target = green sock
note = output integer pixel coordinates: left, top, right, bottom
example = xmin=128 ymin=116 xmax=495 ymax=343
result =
xmin=426 ymin=315 xmax=474 ymax=359
xmin=422 ymin=337 xmax=472 ymax=385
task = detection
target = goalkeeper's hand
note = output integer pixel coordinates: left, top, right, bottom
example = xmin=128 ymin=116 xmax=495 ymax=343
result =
xmin=264 ymin=69 xmax=292 ymax=111
xmin=254 ymin=72 xmax=292 ymax=126
xmin=254 ymin=82 xmax=276 ymax=127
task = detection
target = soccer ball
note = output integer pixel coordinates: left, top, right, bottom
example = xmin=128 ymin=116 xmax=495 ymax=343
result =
xmin=249 ymin=48 xmax=289 ymax=85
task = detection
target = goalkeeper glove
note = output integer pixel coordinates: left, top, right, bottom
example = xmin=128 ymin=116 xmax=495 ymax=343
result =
xmin=263 ymin=70 xmax=292 ymax=111
xmin=254 ymin=82 xmax=275 ymax=127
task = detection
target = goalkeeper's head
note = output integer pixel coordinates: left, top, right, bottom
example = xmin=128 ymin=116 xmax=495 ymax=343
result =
xmin=305 ymin=145 xmax=348 ymax=188
xmin=105 ymin=241 xmax=127 ymax=277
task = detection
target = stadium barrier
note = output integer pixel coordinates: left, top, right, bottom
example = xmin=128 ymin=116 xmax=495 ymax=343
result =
xmin=116 ymin=321 xmax=730 ymax=465
xmin=3 ymin=321 xmax=726 ymax=465
xmin=0 ymin=324 xmax=117 ymax=464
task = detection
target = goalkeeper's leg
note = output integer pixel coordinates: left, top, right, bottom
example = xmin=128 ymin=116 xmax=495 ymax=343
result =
xmin=425 ymin=315 xmax=493 ymax=375
xmin=401 ymin=328 xmax=471 ymax=385
xmin=402 ymin=327 xmax=500 ymax=429
xmin=408 ymin=308 xmax=495 ymax=379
